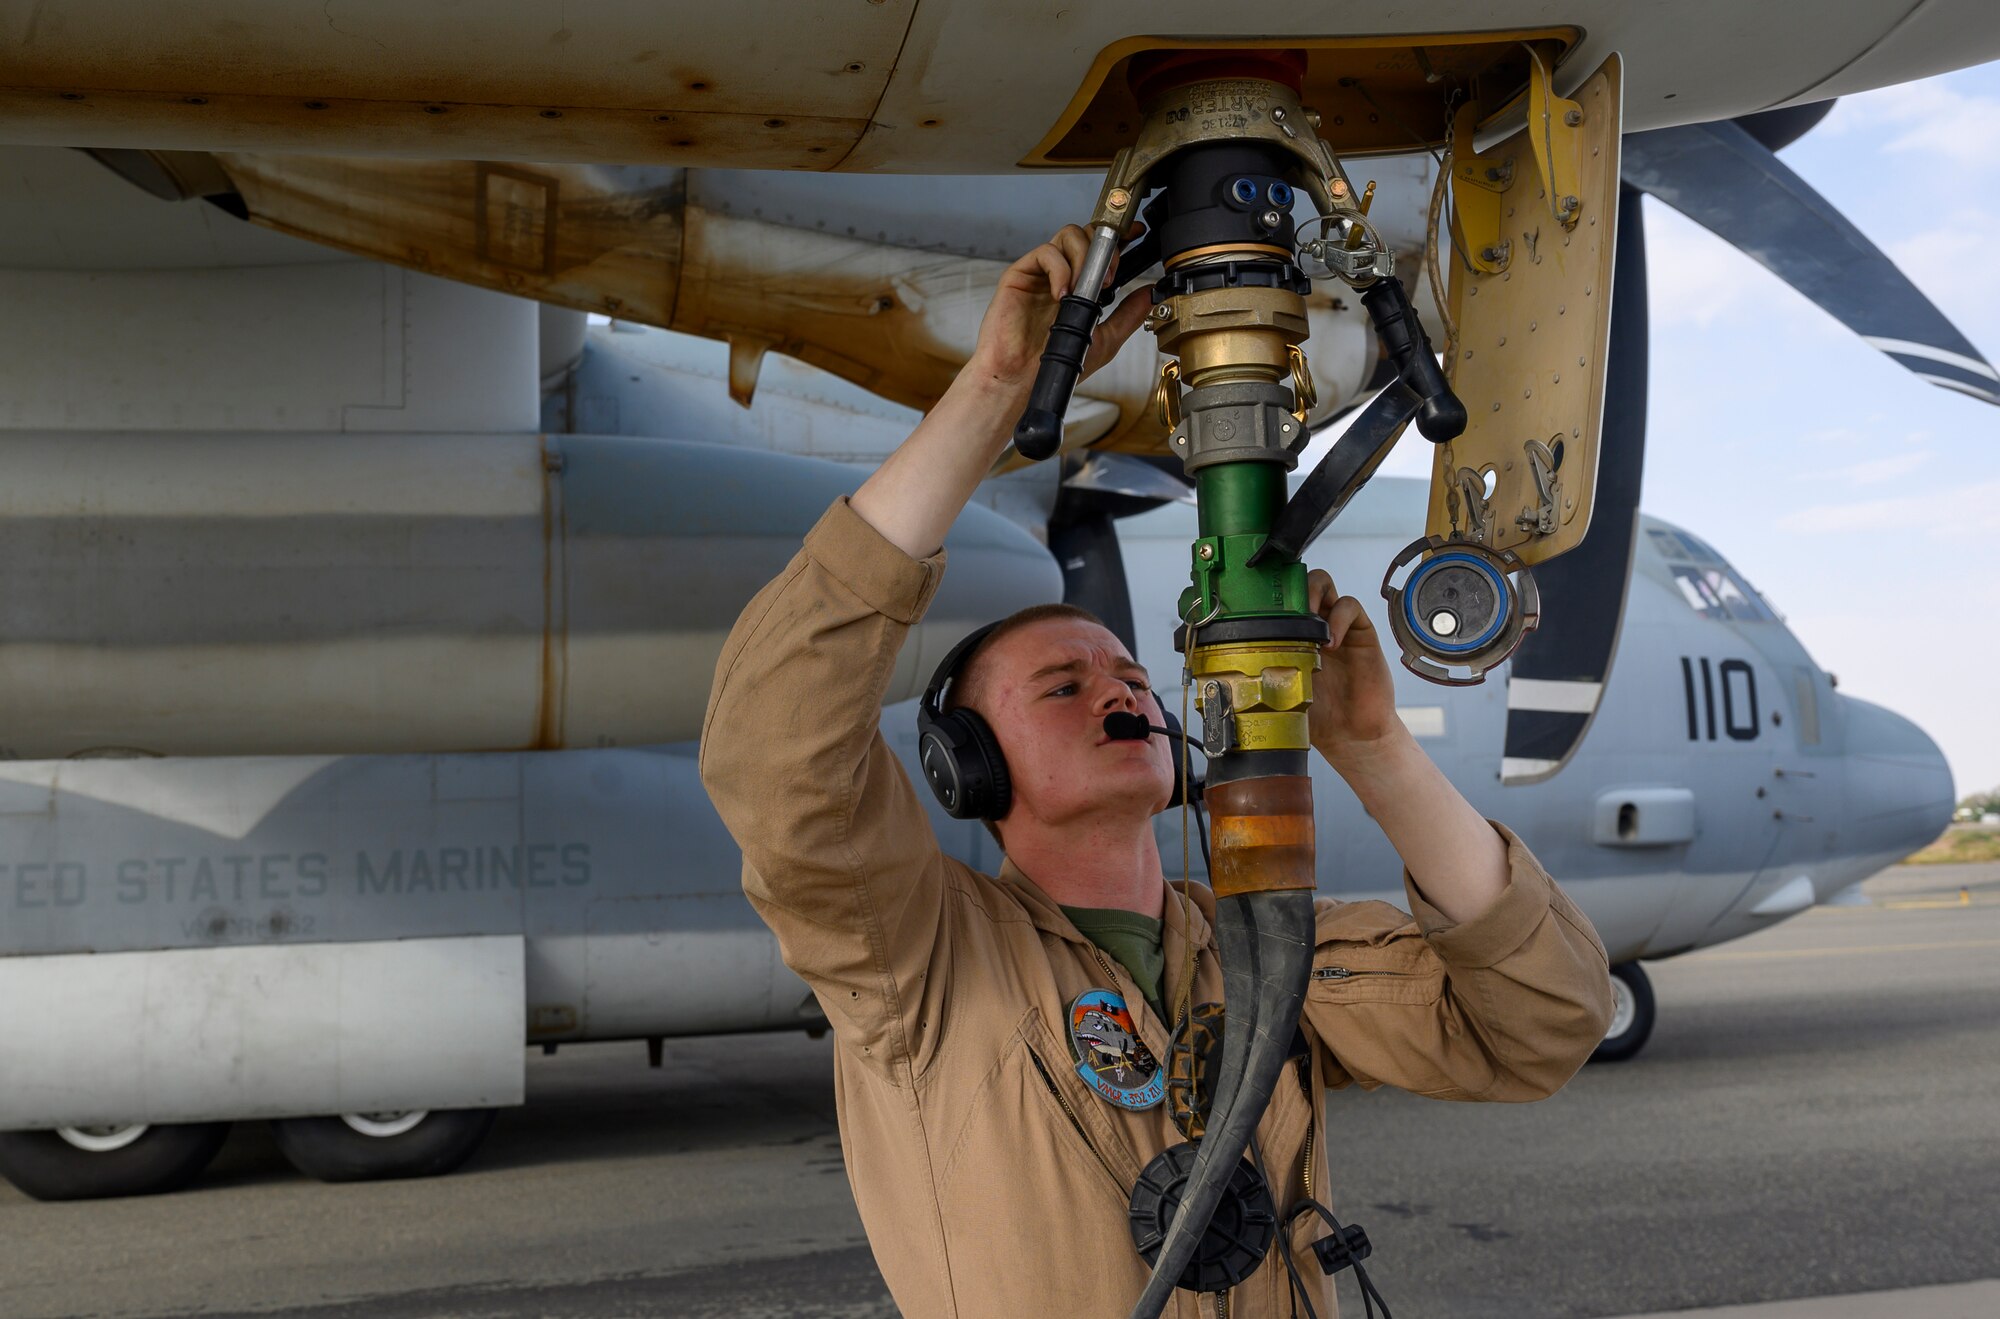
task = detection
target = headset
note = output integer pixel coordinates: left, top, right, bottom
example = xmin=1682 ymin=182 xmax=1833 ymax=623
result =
xmin=915 ymin=621 xmax=1195 ymax=820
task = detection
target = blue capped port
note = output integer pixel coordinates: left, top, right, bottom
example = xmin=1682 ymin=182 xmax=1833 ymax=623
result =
xmin=1230 ymin=177 xmax=1261 ymax=205
xmin=1266 ymin=180 xmax=1294 ymax=208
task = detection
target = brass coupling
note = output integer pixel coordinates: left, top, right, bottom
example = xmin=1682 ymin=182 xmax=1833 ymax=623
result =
xmin=1190 ymin=640 xmax=1320 ymax=756
xmin=1148 ymin=285 xmax=1310 ymax=389
xmin=1153 ymin=359 xmax=1183 ymax=431
xmin=1149 ymin=285 xmax=1317 ymax=462
xmin=1152 ymin=338 xmax=1316 ymax=431
xmin=1285 ymin=343 xmax=1317 ymax=423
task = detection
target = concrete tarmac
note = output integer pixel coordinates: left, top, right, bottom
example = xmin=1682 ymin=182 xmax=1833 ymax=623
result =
xmin=3 ymin=862 xmax=1997 ymax=1318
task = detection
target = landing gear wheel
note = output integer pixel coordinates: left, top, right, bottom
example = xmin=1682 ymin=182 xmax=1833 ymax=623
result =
xmin=1590 ymin=962 xmax=1656 ymax=1063
xmin=273 ymin=1108 xmax=497 ymax=1183
xmin=0 ymin=1122 xmax=232 ymax=1201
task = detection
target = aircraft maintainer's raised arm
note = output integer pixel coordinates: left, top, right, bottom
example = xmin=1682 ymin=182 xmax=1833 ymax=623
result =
xmin=698 ymin=497 xmax=953 ymax=1073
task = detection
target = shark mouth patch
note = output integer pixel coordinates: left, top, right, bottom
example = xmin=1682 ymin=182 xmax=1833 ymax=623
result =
xmin=1068 ymin=988 xmax=1164 ymax=1111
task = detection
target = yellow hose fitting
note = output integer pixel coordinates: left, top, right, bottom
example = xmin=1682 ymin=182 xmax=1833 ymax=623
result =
xmin=1190 ymin=641 xmax=1319 ymax=754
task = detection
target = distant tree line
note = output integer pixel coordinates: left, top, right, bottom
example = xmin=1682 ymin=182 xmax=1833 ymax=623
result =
xmin=1954 ymin=788 xmax=2000 ymax=821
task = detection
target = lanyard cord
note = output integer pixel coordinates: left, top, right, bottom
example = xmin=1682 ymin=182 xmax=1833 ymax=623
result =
xmin=1277 ymin=1195 xmax=1393 ymax=1319
xmin=1172 ymin=606 xmax=1201 ymax=1035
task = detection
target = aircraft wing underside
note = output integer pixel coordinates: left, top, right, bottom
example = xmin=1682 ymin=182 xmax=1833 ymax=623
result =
xmin=4 ymin=1 xmax=2000 ymax=171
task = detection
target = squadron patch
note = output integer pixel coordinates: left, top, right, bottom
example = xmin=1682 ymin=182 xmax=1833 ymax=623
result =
xmin=1068 ymin=989 xmax=1165 ymax=1111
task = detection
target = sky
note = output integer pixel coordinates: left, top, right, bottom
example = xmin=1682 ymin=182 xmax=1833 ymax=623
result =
xmin=1363 ymin=61 xmax=2000 ymax=800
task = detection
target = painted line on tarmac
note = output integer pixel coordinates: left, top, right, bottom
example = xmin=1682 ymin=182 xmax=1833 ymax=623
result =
xmin=1686 ymin=937 xmax=2000 ymax=963
xmin=1615 ymin=1277 xmax=2000 ymax=1317
xmin=1806 ymin=896 xmax=1998 ymax=912
xmin=1876 ymin=896 xmax=1996 ymax=910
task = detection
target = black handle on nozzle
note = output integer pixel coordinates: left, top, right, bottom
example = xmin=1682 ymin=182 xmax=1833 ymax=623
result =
xmin=1360 ymin=276 xmax=1468 ymax=443
xmin=1011 ymin=291 xmax=1104 ymax=461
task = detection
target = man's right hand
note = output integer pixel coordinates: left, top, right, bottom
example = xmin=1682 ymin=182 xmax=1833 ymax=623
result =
xmin=852 ymin=229 xmax=1152 ymax=559
xmin=965 ymin=225 xmax=1152 ymax=395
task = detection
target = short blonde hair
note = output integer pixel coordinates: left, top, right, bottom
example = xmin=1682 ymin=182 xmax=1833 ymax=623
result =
xmin=945 ymin=602 xmax=1108 ymax=718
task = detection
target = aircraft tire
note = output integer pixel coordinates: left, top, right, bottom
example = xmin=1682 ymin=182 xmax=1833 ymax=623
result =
xmin=0 ymin=1122 xmax=232 ymax=1201
xmin=1590 ymin=962 xmax=1656 ymax=1063
xmin=273 ymin=1108 xmax=497 ymax=1183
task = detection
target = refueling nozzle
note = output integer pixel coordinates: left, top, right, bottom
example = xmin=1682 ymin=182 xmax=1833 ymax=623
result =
xmin=1012 ymin=52 xmax=1420 ymax=1319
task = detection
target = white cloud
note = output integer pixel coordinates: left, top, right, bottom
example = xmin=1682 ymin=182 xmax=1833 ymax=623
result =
xmin=1643 ymin=208 xmax=1750 ymax=328
xmin=1818 ymin=80 xmax=2000 ymax=167
xmin=1776 ymin=477 xmax=2000 ymax=535
xmin=1885 ymin=87 xmax=2000 ymax=166
xmin=1796 ymin=424 xmax=1895 ymax=450
xmin=1805 ymin=449 xmax=1931 ymax=487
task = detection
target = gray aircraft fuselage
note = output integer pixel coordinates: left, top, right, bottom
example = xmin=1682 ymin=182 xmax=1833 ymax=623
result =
xmin=0 ymin=473 xmax=1950 ymax=1131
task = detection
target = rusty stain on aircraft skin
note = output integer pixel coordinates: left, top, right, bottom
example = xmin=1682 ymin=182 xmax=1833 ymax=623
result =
xmin=0 ymin=91 xmax=868 ymax=168
xmin=217 ymin=154 xmax=689 ymax=323
xmin=0 ymin=0 xmax=913 ymax=161
xmin=128 ymin=149 xmax=1360 ymax=473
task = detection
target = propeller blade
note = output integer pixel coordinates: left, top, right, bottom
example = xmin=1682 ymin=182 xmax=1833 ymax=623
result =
xmin=1050 ymin=455 xmax=1197 ymax=654
xmin=1500 ymin=184 xmax=1650 ymax=784
xmin=1621 ymin=117 xmax=1999 ymax=405
xmin=1731 ymin=100 xmax=1837 ymax=153
xmin=1063 ymin=452 xmax=1196 ymax=507
xmin=1049 ymin=509 xmax=1139 ymax=654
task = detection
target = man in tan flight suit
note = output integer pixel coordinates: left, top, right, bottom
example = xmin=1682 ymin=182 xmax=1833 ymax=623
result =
xmin=700 ymin=227 xmax=1615 ymax=1318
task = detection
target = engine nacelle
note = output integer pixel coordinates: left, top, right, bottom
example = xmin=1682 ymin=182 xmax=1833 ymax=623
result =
xmin=0 ymin=429 xmax=1057 ymax=758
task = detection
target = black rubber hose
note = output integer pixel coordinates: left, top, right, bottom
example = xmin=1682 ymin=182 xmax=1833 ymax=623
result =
xmin=1127 ymin=888 xmax=1316 ymax=1319
xmin=1248 ymin=382 xmax=1421 ymax=569
xmin=1011 ymin=292 xmax=1104 ymax=461
xmin=1359 ymin=276 xmax=1467 ymax=443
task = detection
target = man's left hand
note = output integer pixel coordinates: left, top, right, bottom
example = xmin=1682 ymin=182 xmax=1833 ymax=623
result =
xmin=1303 ymin=568 xmax=1509 ymax=919
xmin=1304 ymin=567 xmax=1406 ymax=770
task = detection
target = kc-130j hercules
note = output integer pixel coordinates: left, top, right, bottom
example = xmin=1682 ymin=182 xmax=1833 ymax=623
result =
xmin=0 ymin=2 xmax=1985 ymax=1221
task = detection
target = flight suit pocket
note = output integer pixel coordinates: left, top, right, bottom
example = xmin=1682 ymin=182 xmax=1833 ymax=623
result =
xmin=936 ymin=1007 xmax=1136 ymax=1209
xmin=1023 ymin=1007 xmax=1145 ymax=1190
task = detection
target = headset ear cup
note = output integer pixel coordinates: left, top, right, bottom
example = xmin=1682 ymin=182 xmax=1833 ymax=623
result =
xmin=920 ymin=708 xmax=1012 ymax=821
xmin=917 ymin=722 xmax=968 ymax=818
xmin=914 ymin=619 xmax=1007 ymax=821
xmin=957 ymin=708 xmax=1012 ymax=821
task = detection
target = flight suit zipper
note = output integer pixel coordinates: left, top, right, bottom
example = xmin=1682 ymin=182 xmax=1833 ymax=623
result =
xmin=1086 ymin=943 xmax=1176 ymax=1066
xmin=1313 ymin=965 xmax=1406 ymax=981
xmin=1025 ymin=1044 xmax=1125 ymax=1191
xmin=1296 ymin=1053 xmax=1315 ymax=1203
xmin=1112 ymin=943 xmax=1238 ymax=1319
xmin=1087 ymin=945 xmax=1123 ymax=987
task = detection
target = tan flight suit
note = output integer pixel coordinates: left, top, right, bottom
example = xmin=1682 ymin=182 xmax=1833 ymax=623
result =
xmin=700 ymin=497 xmax=1615 ymax=1319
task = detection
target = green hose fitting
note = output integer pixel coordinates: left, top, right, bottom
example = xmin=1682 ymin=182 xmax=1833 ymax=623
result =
xmin=1180 ymin=463 xmax=1309 ymax=625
